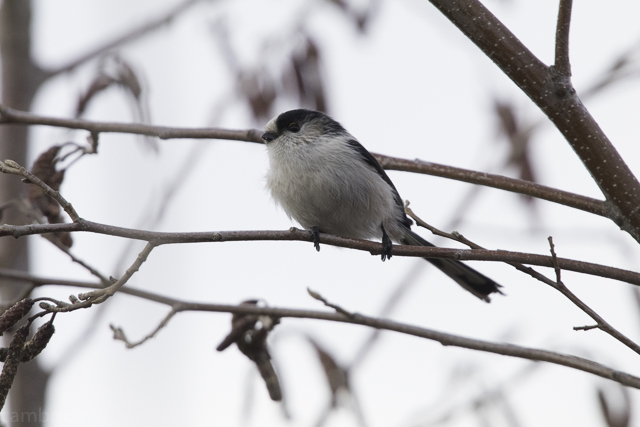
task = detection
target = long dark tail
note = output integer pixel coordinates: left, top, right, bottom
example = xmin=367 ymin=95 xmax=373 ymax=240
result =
xmin=402 ymin=230 xmax=502 ymax=302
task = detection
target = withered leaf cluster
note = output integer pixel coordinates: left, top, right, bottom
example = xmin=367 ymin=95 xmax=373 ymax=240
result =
xmin=75 ymin=54 xmax=142 ymax=118
xmin=28 ymin=145 xmax=73 ymax=247
xmin=213 ymin=0 xmax=378 ymax=123
xmin=216 ymin=300 xmax=282 ymax=401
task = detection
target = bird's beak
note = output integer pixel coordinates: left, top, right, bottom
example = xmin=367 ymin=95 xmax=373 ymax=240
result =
xmin=261 ymin=132 xmax=278 ymax=143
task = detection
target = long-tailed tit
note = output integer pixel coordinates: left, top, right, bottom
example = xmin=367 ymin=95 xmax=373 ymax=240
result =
xmin=262 ymin=109 xmax=501 ymax=302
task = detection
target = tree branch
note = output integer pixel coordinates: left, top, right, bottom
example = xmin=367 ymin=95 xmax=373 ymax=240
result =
xmin=0 ymin=104 xmax=264 ymax=142
xmin=41 ymin=0 xmax=205 ymax=79
xmin=2 ymin=267 xmax=639 ymax=389
xmin=0 ymin=155 xmax=637 ymax=288
xmin=547 ymin=237 xmax=640 ymax=355
xmin=427 ymin=0 xmax=640 ymax=243
xmin=110 ymin=307 xmax=178 ymax=349
xmin=1 ymin=220 xmax=639 ymax=287
xmin=407 ymin=206 xmax=640 ymax=356
xmin=376 ymin=154 xmax=611 ymax=219
xmin=0 ymin=159 xmax=79 ymax=221
xmin=554 ymin=0 xmax=574 ymax=78
xmin=0 ymin=105 xmax=615 ymax=220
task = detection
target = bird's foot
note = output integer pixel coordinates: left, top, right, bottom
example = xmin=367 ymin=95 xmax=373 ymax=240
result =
xmin=310 ymin=227 xmax=321 ymax=252
xmin=381 ymin=224 xmax=393 ymax=261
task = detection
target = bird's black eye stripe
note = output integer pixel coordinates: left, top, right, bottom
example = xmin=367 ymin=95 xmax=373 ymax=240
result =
xmin=288 ymin=122 xmax=301 ymax=133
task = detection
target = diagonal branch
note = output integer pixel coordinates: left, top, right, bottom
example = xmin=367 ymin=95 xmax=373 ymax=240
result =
xmin=42 ymin=0 xmax=205 ymax=79
xmin=110 ymin=307 xmax=178 ymax=349
xmin=0 ymin=160 xmax=79 ymax=221
xmin=427 ymin=0 xmax=640 ymax=243
xmin=376 ymin=154 xmax=611 ymax=219
xmin=547 ymin=237 xmax=640 ymax=355
xmin=408 ymin=205 xmax=640 ymax=356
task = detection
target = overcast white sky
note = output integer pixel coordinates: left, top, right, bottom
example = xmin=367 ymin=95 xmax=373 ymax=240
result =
xmin=4 ymin=0 xmax=640 ymax=426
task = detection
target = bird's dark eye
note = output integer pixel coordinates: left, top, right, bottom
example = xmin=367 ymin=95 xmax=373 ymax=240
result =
xmin=288 ymin=123 xmax=300 ymax=133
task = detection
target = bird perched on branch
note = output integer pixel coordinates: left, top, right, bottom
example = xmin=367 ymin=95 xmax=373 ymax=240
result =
xmin=262 ymin=109 xmax=502 ymax=302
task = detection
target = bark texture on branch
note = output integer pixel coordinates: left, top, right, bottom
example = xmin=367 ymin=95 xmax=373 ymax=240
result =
xmin=428 ymin=0 xmax=640 ymax=241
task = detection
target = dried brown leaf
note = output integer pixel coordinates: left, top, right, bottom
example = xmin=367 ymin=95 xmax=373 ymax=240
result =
xmin=216 ymin=300 xmax=282 ymax=401
xmin=76 ymin=55 xmax=144 ymax=120
xmin=289 ymin=36 xmax=327 ymax=112
xmin=28 ymin=146 xmax=73 ymax=247
xmin=598 ymin=384 xmax=631 ymax=427
xmin=76 ymin=75 xmax=118 ymax=117
xmin=239 ymin=71 xmax=276 ymax=123
xmin=307 ymin=336 xmax=349 ymax=406
xmin=494 ymin=100 xmax=537 ymax=202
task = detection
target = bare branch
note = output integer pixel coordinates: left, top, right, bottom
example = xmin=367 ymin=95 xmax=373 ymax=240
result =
xmin=110 ymin=308 xmax=178 ymax=349
xmin=0 ymin=160 xmax=79 ymax=222
xmin=427 ymin=0 xmax=640 ymax=243
xmin=554 ymin=0 xmax=573 ymax=78
xmin=2 ymin=220 xmax=640 ymax=287
xmin=548 ymin=236 xmax=563 ymax=285
xmin=75 ymin=242 xmax=156 ymax=305
xmin=307 ymin=288 xmax=355 ymax=318
xmin=378 ymin=154 xmax=611 ymax=219
xmin=2 ymin=267 xmax=639 ymax=389
xmin=546 ymin=237 xmax=640 ymax=356
xmin=36 ymin=242 xmax=155 ymax=313
xmin=0 ymin=105 xmax=615 ymax=221
xmin=42 ymin=0 xmax=205 ymax=79
xmin=0 ymin=104 xmax=264 ymax=143
xmin=407 ymin=207 xmax=640 ymax=355
xmin=41 ymin=232 xmax=111 ymax=286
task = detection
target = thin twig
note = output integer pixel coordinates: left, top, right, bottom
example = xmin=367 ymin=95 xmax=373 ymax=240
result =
xmin=574 ymin=325 xmax=598 ymax=332
xmin=429 ymin=0 xmax=640 ymax=244
xmin=0 ymin=160 xmax=79 ymax=221
xmin=377 ymin=155 xmax=609 ymax=219
xmin=406 ymin=207 xmax=640 ymax=356
xmin=110 ymin=307 xmax=179 ymax=349
xmin=0 ymin=104 xmax=264 ymax=143
xmin=37 ymin=242 xmax=156 ymax=313
xmin=348 ymin=261 xmax=425 ymax=369
xmin=545 ymin=238 xmax=640 ymax=356
xmin=76 ymin=242 xmax=156 ymax=304
xmin=548 ymin=236 xmax=562 ymax=285
xmin=307 ymin=288 xmax=355 ymax=318
xmin=42 ymin=233 xmax=111 ymax=286
xmin=554 ymin=0 xmax=574 ymax=78
xmin=42 ymin=0 xmax=205 ymax=78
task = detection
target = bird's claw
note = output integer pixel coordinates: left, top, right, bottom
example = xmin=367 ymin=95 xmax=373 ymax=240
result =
xmin=310 ymin=227 xmax=321 ymax=252
xmin=381 ymin=224 xmax=393 ymax=261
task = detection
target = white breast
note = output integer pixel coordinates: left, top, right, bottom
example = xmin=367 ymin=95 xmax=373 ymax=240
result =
xmin=266 ymin=135 xmax=404 ymax=241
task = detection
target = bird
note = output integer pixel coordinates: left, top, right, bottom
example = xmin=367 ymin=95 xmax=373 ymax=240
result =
xmin=262 ymin=109 xmax=501 ymax=302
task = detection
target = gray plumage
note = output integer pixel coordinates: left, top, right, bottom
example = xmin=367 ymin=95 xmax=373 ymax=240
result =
xmin=262 ymin=109 xmax=501 ymax=302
